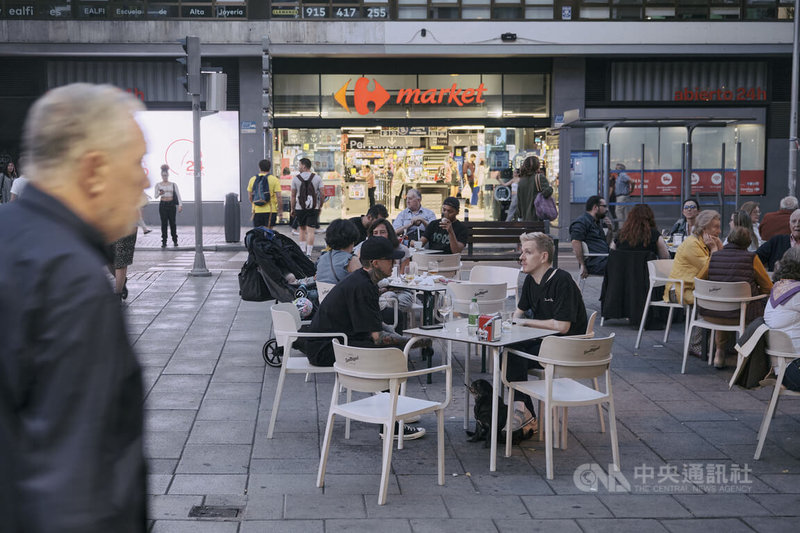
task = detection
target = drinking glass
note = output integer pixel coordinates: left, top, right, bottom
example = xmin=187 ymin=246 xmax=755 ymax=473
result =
xmin=404 ymin=261 xmax=418 ymax=283
xmin=428 ymin=260 xmax=439 ymax=275
xmin=437 ymin=293 xmax=453 ymax=331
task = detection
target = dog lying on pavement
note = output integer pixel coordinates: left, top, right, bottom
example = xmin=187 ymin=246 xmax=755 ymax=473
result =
xmin=466 ymin=379 xmax=531 ymax=447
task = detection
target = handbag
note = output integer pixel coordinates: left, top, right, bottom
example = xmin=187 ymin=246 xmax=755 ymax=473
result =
xmin=238 ymin=255 xmax=271 ymax=301
xmin=534 ymin=191 xmax=558 ymax=221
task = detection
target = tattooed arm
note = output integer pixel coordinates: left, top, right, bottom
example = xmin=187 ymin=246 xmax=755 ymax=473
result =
xmin=370 ymin=330 xmax=410 ymax=347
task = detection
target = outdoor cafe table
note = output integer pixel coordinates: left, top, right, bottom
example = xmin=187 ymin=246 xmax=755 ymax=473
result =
xmin=405 ymin=318 xmax=554 ymax=471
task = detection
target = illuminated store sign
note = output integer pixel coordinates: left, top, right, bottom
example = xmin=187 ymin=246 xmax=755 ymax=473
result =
xmin=334 ymin=77 xmax=488 ymax=115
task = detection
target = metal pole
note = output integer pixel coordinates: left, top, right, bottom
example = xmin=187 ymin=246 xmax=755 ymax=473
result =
xmin=735 ymin=142 xmax=742 ymax=211
xmin=680 ymin=143 xmax=686 ymax=205
xmin=189 ymin=91 xmax=210 ymax=277
xmin=602 ymin=127 xmax=611 ymax=202
xmin=640 ymin=143 xmax=645 ymax=203
xmin=789 ymin=0 xmax=800 ymax=196
xmin=720 ymin=143 xmax=726 ymax=224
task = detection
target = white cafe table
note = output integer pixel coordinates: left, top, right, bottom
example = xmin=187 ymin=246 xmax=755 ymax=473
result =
xmin=405 ymin=318 xmax=553 ymax=471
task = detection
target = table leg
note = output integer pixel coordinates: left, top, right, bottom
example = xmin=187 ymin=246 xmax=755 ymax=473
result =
xmin=421 ymin=292 xmax=434 ymax=383
xmin=490 ymin=346 xmax=500 ymax=472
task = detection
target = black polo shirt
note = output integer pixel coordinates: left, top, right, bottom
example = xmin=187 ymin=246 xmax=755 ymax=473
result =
xmin=424 ymin=218 xmax=468 ymax=252
xmin=348 ymin=215 xmax=369 ymax=244
xmin=305 ymin=268 xmax=383 ymax=365
xmin=569 ymin=211 xmax=610 ymax=271
xmin=518 ymin=267 xmax=587 ymax=337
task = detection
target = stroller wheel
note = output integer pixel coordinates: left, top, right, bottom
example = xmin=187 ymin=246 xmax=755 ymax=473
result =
xmin=262 ymin=339 xmax=283 ymax=367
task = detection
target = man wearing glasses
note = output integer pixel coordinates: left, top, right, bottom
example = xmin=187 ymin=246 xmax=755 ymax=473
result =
xmin=570 ymin=195 xmax=612 ymax=278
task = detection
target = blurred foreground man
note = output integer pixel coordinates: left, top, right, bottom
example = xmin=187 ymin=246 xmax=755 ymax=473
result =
xmin=0 ymin=84 xmax=149 ymax=532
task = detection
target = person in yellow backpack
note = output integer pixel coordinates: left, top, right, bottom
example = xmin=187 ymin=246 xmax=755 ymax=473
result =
xmin=248 ymin=159 xmax=282 ymax=228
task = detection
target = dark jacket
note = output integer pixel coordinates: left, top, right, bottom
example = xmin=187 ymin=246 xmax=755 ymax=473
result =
xmin=0 ymin=186 xmax=147 ymax=533
xmin=706 ymin=244 xmax=762 ymax=321
xmin=757 ymin=234 xmax=791 ymax=271
xmin=732 ymin=317 xmax=770 ymax=389
xmin=600 ymin=249 xmax=657 ymax=324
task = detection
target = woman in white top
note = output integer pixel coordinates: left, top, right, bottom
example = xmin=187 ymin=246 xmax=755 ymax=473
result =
xmin=740 ymin=201 xmax=762 ymax=245
xmin=153 ymin=164 xmax=182 ymax=248
xmin=763 ymin=246 xmax=800 ymax=391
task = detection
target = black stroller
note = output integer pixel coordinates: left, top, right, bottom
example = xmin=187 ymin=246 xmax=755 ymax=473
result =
xmin=242 ymin=227 xmax=317 ymax=367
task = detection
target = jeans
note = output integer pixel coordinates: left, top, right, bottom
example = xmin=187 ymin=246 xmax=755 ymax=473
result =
xmin=368 ymin=187 xmax=376 ymax=208
xmin=159 ymin=202 xmax=177 ymax=244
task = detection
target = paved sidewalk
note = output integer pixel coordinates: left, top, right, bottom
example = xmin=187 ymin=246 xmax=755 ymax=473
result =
xmin=125 ymin=266 xmax=800 ymax=533
xmin=135 ymin=224 xmax=327 ymax=252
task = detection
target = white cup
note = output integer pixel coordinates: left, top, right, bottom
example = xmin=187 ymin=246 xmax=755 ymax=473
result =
xmin=672 ymin=234 xmax=683 ymax=245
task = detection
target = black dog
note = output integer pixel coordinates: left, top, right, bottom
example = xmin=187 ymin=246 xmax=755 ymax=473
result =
xmin=465 ymin=379 xmax=528 ymax=447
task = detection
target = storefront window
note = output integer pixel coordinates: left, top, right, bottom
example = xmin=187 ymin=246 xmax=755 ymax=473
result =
xmin=274 ymin=73 xmax=319 ymax=116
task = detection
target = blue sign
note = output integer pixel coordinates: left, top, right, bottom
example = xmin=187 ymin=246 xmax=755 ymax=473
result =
xmin=240 ymin=121 xmax=257 ymax=134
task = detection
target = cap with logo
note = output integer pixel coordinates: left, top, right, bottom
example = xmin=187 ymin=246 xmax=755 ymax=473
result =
xmin=360 ymin=237 xmax=405 ymax=261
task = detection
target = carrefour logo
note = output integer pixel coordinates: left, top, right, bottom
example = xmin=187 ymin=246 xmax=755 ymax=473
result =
xmin=334 ymin=76 xmax=488 ymax=115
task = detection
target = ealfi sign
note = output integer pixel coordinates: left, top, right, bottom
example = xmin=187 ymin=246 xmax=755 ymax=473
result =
xmin=334 ymin=77 xmax=488 ymax=115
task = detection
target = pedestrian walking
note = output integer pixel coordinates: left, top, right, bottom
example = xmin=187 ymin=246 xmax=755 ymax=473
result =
xmin=154 ymin=164 xmax=182 ymax=247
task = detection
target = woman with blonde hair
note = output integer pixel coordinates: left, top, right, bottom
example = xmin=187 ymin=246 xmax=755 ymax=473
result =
xmin=739 ymin=200 xmax=762 ymax=244
xmin=665 ymin=209 xmax=723 ymax=306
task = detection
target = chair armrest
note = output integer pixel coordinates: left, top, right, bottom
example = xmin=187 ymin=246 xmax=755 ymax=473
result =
xmin=335 ymin=364 xmax=449 ymax=380
xmin=275 ymin=329 xmax=349 ymax=344
xmin=699 ymin=294 xmax=767 ymax=303
xmin=504 ymin=348 xmax=611 ymax=368
xmin=403 ymin=336 xmax=432 ymax=356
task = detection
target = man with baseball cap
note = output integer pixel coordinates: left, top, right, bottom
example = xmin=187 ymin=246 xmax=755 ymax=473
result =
xmin=418 ymin=196 xmax=468 ymax=254
xmin=300 ymin=237 xmax=426 ymax=439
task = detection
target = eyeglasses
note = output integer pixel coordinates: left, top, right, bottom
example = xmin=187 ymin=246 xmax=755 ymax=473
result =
xmin=683 ymin=205 xmax=698 ymax=210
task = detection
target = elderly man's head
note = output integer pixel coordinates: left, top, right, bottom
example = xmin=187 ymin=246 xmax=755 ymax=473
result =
xmin=405 ymin=188 xmax=421 ymax=211
xmin=781 ymin=196 xmax=799 ymax=211
xmin=789 ymin=209 xmax=800 ymax=239
xmin=22 ymin=83 xmax=148 ymax=243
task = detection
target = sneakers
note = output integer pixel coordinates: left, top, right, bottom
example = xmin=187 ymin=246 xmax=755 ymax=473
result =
xmin=379 ymin=422 xmax=426 ymax=441
xmin=143 ymin=228 xmax=152 ymax=234
xmin=502 ymin=407 xmax=537 ymax=441
xmin=291 ymin=229 xmax=300 ymax=235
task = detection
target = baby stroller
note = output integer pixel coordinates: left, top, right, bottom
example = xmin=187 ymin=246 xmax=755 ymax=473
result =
xmin=243 ymin=227 xmax=317 ymax=367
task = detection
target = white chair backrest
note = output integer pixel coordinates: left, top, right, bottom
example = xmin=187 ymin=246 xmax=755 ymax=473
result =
xmin=693 ymin=278 xmax=752 ymax=313
xmin=271 ymin=302 xmax=302 ymax=349
xmin=648 ymin=259 xmax=675 ymax=287
xmin=332 ymin=339 xmax=408 ymax=393
xmin=415 ymin=253 xmax=461 ymax=270
xmin=538 ymin=333 xmax=615 ymax=380
xmin=766 ymin=329 xmax=796 ymax=357
xmin=317 ymin=281 xmax=335 ymax=303
xmin=585 ymin=311 xmax=598 ymax=337
xmin=581 ymin=241 xmax=590 ymax=256
xmin=469 ymin=265 xmax=521 ymax=298
xmin=447 ymin=282 xmax=507 ymax=315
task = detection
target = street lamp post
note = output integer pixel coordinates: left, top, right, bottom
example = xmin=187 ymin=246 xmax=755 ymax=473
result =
xmin=789 ymin=0 xmax=800 ymax=196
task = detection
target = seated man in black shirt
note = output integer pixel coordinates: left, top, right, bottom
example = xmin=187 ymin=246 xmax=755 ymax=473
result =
xmin=419 ymin=196 xmax=468 ymax=254
xmin=505 ymin=232 xmax=588 ymax=438
xmin=570 ymin=195 xmax=612 ymax=277
xmin=348 ymin=204 xmax=389 ymax=245
xmin=301 ymin=236 xmax=426 ymax=439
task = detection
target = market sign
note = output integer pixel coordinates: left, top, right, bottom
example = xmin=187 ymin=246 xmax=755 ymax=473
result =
xmin=334 ymin=77 xmax=488 ymax=115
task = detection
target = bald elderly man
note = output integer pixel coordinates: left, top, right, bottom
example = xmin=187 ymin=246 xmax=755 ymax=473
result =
xmin=757 ymin=208 xmax=800 ymax=271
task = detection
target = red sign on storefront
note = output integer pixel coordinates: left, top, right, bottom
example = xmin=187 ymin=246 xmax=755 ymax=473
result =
xmin=616 ymin=169 xmax=764 ymax=196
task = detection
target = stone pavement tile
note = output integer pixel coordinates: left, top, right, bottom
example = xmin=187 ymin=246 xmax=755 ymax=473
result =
xmin=140 ymin=366 xmax=162 ymax=394
xmin=251 ymin=432 xmax=320 ymax=459
xmin=255 ymin=411 xmax=321 ymax=435
xmin=743 ymin=517 xmax=798 ymax=533
xmin=148 ymin=474 xmax=172 ymax=495
xmin=148 ymin=494 xmax=203 ymax=519
xmin=654 ymin=400 xmax=735 ymax=422
xmin=682 ymin=421 xmax=760 ymax=446
xmin=163 ymin=358 xmax=219 ymax=375
xmin=241 ymin=495 xmax=285 ymax=520
xmin=694 ymin=391 xmax=767 ymax=412
xmin=757 ymin=474 xmax=800 ymax=493
xmin=494 ymin=519 xmax=582 ymax=533
xmin=615 ymin=412 xmax=692 ymax=434
xmin=210 ymin=365 xmax=268 ymax=383
xmin=320 ymin=474 xmax=403 ymax=496
xmin=364 ymin=494 xmax=448 ymax=518
xmin=145 ymin=391 xmax=205 ymax=410
xmin=151 ymin=374 xmax=211 ymax=393
xmin=240 ymin=520 xmax=323 ymax=533
xmin=205 ymin=381 xmax=262 ymax=400
xmin=734 ymin=411 xmax=800 ymax=434
xmin=672 ymin=494 xmax=771 ymax=517
xmin=168 ymin=474 xmax=248 ymax=495
xmin=660 ymin=518 xmax=755 ymax=533
xmin=630 ymin=381 xmax=701 ymax=402
xmin=198 ymin=399 xmax=260 ymax=421
xmin=151 ymin=521 xmax=239 ymax=533
xmin=145 ymin=409 xmax=197 ymax=433
xmin=176 ymin=444 xmax=252 ymax=474
xmin=576 ymin=518 xmax=669 ymax=532
xmin=442 ymin=495 xmax=530 ymax=519
xmin=396 ymin=473 xmax=475 ymax=495
xmin=714 ymin=443 xmax=800 ymax=474
xmin=284 ymin=494 xmax=367 ymax=519
xmin=135 ymin=352 xmax=173 ymax=367
xmin=249 ymin=473 xmax=322 ymax=496
xmin=325 ymin=519 xmax=411 ymax=533
xmin=597 ymin=494 xmax=691 ymax=518
xmin=611 ymin=367 xmax=675 ymax=385
xmin=748 ymin=493 xmax=800 ymax=514
xmin=134 ymin=338 xmax=181 ymax=352
xmin=467 ymin=473 xmax=553 ymax=496
xmin=674 ymin=374 xmax=734 ymax=393
xmin=635 ymin=432 xmax=727 ymax=461
xmin=217 ymin=352 xmax=267 ymax=367
xmin=571 ymin=423 xmax=640 ymax=447
xmin=250 ymin=458 xmax=320 ymax=474
xmin=144 ymin=431 xmax=189 ymax=459
xmin=148 ymin=458 xmax=179 ymax=474
xmin=521 ymin=494 xmax=612 ymax=519
xmin=187 ymin=420 xmax=256 ymax=445
xmin=409 ymin=518 xmax=497 ymax=533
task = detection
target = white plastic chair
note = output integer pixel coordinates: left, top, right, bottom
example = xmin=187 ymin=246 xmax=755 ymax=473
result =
xmin=578 ymin=241 xmax=609 ymax=294
xmin=731 ymin=330 xmax=800 ymax=460
xmin=469 ymin=265 xmax=521 ymax=299
xmin=635 ymin=259 xmax=690 ymax=349
xmin=446 ymin=282 xmax=508 ymax=428
xmin=503 ymin=334 xmax=619 ymax=479
xmin=681 ymin=278 xmax=767 ymax=374
xmin=317 ymin=339 xmax=451 ymax=505
xmin=414 ymin=252 xmax=462 ymax=279
xmin=266 ymin=302 xmax=348 ymax=438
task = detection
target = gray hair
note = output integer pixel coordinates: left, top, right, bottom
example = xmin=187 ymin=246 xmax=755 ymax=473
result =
xmin=21 ymin=83 xmax=145 ymax=183
xmin=775 ymin=246 xmax=800 ymax=282
xmin=692 ymin=210 xmax=720 ymax=236
xmin=781 ymin=196 xmax=799 ymax=210
xmin=406 ymin=188 xmax=421 ymax=200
